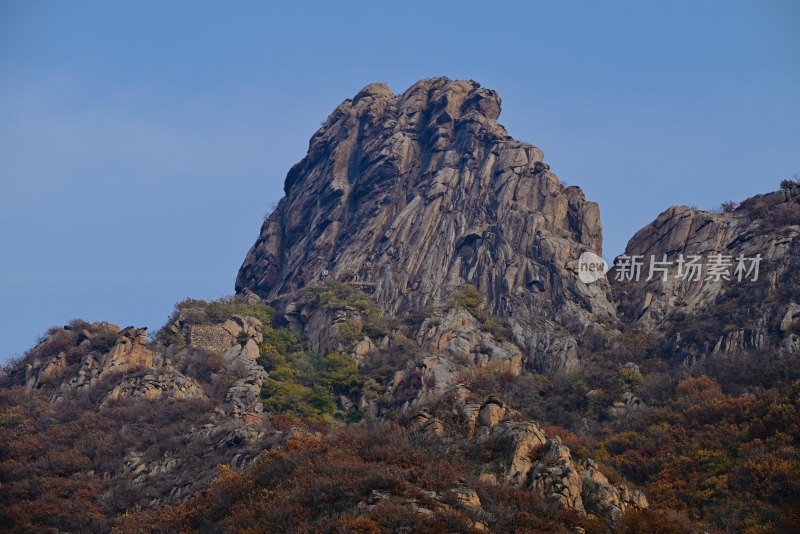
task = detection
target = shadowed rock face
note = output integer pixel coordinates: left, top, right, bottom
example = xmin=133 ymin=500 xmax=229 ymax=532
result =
xmin=237 ymin=77 xmax=615 ymax=373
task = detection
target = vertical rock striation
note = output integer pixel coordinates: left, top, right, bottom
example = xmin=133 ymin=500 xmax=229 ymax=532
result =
xmin=612 ymin=184 xmax=800 ymax=362
xmin=237 ymin=77 xmax=615 ymax=372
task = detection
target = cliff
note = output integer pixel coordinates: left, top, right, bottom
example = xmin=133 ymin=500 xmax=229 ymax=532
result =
xmin=4 ymin=79 xmax=799 ymax=533
xmin=612 ymin=183 xmax=800 ymax=363
xmin=237 ymin=77 xmax=615 ymax=373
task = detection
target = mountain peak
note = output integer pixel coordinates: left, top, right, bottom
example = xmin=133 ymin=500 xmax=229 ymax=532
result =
xmin=238 ymin=78 xmax=611 ymax=373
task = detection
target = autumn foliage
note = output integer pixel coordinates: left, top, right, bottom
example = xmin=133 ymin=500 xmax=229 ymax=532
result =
xmin=114 ymin=423 xmax=593 ymax=534
xmin=598 ymin=375 xmax=800 ymax=532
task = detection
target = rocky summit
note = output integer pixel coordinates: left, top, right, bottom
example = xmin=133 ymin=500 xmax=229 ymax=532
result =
xmin=237 ymin=77 xmax=614 ymax=374
xmin=612 ymin=183 xmax=800 ymax=364
xmin=3 ymin=78 xmax=800 ymax=534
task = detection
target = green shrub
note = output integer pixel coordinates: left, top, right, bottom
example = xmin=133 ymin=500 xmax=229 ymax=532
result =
xmin=305 ymin=280 xmax=388 ymax=341
xmin=155 ymin=328 xmax=185 ymax=350
xmin=321 ymin=352 xmax=362 ymax=396
xmin=260 ymin=352 xmax=358 ymax=420
xmin=450 ymin=286 xmax=483 ymax=314
xmin=259 ymin=326 xmax=303 ymax=361
xmin=173 ymin=296 xmax=274 ymax=327
xmin=258 ymin=337 xmax=365 ymax=421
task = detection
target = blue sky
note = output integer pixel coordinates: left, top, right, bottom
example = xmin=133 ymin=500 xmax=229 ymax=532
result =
xmin=1 ymin=0 xmax=798 ymax=360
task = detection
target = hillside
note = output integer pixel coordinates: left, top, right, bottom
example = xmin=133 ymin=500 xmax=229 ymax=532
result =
xmin=2 ymin=79 xmax=799 ymax=534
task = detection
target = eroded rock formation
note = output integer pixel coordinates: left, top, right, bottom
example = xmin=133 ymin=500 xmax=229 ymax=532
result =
xmin=613 ymin=183 xmax=800 ymax=361
xmin=408 ymin=392 xmax=649 ymax=520
xmin=237 ymin=77 xmax=615 ymax=373
xmin=14 ymin=309 xmax=276 ymax=508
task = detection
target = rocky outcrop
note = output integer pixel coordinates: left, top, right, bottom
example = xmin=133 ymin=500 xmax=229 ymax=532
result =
xmin=386 ymin=355 xmax=460 ymax=410
xmin=117 ymin=421 xmax=270 ymax=506
xmin=12 ymin=312 xmax=277 ymax=510
xmin=160 ymin=312 xmax=270 ymax=424
xmin=105 ymin=327 xmax=154 ymax=368
xmin=407 ymin=409 xmax=446 ymax=437
xmin=780 ymin=303 xmax=800 ymax=333
xmin=528 ymin=436 xmax=647 ymax=519
xmin=408 ymin=392 xmax=648 ymax=521
xmin=221 ymin=340 xmax=268 ymax=425
xmin=417 ymin=308 xmax=523 ymax=374
xmin=237 ymin=77 xmax=615 ymax=373
xmin=357 ymin=487 xmax=487 ymax=531
xmin=20 ymin=309 xmax=272 ymax=412
xmin=149 ymin=309 xmax=270 ymax=424
xmin=288 ymin=302 xmax=372 ymax=356
xmin=221 ymin=315 xmax=264 ymax=358
xmin=102 ymin=372 xmax=206 ymax=405
xmin=22 ymin=323 xmax=157 ymax=397
xmin=476 ymin=402 xmax=647 ymax=520
xmin=67 ymin=326 xmax=156 ymax=393
xmin=173 ymin=314 xmax=264 ymax=359
xmin=613 ymin=184 xmax=800 ymax=361
xmin=380 ymin=306 xmax=536 ymax=411
xmin=44 ymin=324 xmax=208 ymax=407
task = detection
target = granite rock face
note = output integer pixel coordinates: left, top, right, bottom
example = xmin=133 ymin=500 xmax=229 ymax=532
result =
xmin=613 ymin=184 xmax=800 ymax=361
xmin=237 ymin=77 xmax=615 ymax=373
xmin=24 ymin=323 xmax=159 ymax=398
xmin=383 ymin=307 xmax=525 ymax=411
xmin=102 ymin=372 xmax=206 ymax=405
xmin=14 ymin=311 xmax=277 ymax=508
xmin=409 ymin=392 xmax=649 ymax=520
